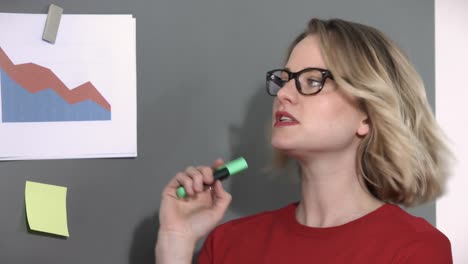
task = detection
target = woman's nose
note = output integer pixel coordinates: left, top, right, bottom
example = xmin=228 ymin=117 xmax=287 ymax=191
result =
xmin=276 ymin=79 xmax=298 ymax=104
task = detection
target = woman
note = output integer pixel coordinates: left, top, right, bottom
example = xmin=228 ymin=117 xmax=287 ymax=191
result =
xmin=155 ymin=18 xmax=452 ymax=263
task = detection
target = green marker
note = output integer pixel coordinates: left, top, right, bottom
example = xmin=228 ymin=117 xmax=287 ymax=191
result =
xmin=176 ymin=157 xmax=248 ymax=199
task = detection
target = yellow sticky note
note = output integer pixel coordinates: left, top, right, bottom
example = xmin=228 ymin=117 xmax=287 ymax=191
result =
xmin=25 ymin=181 xmax=69 ymax=237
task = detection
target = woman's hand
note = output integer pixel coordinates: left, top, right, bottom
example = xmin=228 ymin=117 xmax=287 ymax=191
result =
xmin=157 ymin=158 xmax=232 ymax=245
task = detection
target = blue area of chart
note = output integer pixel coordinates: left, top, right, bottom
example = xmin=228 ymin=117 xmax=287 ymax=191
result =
xmin=0 ymin=68 xmax=111 ymax=122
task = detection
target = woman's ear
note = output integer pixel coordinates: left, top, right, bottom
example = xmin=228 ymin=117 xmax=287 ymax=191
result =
xmin=357 ymin=117 xmax=370 ymax=137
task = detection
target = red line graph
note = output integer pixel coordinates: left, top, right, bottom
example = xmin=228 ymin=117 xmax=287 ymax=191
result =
xmin=0 ymin=47 xmax=111 ymax=111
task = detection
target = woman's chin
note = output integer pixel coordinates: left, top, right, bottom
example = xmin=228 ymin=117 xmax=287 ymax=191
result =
xmin=271 ymin=139 xmax=295 ymax=152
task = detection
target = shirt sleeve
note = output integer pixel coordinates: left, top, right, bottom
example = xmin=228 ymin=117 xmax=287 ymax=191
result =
xmin=392 ymin=231 xmax=453 ymax=264
xmin=197 ymin=232 xmax=214 ymax=264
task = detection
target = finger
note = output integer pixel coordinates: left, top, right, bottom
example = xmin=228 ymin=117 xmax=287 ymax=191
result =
xmin=173 ymin=172 xmax=194 ymax=196
xmin=166 ymin=170 xmax=187 ymax=189
xmin=211 ymin=158 xmax=225 ymax=170
xmin=197 ymin=166 xmax=215 ymax=186
xmin=185 ymin=166 xmax=205 ymax=192
xmin=211 ymin=180 xmax=232 ymax=219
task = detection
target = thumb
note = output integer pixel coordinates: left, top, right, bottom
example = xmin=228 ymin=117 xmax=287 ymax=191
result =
xmin=211 ymin=180 xmax=232 ymax=219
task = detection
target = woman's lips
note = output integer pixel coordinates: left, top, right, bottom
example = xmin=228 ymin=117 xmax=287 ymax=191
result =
xmin=274 ymin=111 xmax=299 ymax=127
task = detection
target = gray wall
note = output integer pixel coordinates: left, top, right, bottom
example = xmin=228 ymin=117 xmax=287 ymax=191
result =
xmin=0 ymin=0 xmax=435 ymax=263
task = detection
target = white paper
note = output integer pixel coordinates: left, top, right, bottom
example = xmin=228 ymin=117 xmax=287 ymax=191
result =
xmin=0 ymin=13 xmax=137 ymax=160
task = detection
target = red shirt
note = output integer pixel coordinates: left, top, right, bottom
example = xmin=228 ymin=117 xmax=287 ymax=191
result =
xmin=198 ymin=203 xmax=452 ymax=263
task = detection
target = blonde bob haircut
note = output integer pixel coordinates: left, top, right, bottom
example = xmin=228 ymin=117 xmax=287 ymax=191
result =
xmin=274 ymin=18 xmax=452 ymax=207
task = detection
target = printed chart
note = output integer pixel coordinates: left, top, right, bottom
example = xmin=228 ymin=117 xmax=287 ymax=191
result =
xmin=0 ymin=47 xmax=111 ymax=122
xmin=0 ymin=13 xmax=136 ymax=160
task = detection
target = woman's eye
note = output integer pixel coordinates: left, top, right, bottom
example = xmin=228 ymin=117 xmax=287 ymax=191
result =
xmin=307 ymin=79 xmax=321 ymax=87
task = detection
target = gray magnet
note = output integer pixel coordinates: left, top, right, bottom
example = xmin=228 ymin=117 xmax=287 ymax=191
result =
xmin=42 ymin=4 xmax=63 ymax=43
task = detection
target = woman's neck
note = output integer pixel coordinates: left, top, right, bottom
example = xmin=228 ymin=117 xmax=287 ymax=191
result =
xmin=295 ymin=152 xmax=383 ymax=228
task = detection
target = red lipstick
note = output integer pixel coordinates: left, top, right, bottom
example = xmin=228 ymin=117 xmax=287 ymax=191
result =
xmin=274 ymin=111 xmax=299 ymax=127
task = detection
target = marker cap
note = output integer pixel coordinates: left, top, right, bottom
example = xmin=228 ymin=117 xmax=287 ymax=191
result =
xmin=223 ymin=157 xmax=248 ymax=175
xmin=176 ymin=186 xmax=186 ymax=199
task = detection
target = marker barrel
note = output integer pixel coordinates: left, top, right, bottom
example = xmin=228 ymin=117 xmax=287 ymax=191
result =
xmin=176 ymin=157 xmax=248 ymax=199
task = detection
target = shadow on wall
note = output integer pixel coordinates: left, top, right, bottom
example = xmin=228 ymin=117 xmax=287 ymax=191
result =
xmin=129 ymin=213 xmax=200 ymax=264
xmin=129 ymin=85 xmax=300 ymax=264
xmin=128 ymin=213 xmax=157 ymax=264
xmin=228 ymin=85 xmax=301 ymax=216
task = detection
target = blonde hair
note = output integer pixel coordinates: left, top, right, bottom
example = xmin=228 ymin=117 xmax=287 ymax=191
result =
xmin=274 ymin=18 xmax=452 ymax=206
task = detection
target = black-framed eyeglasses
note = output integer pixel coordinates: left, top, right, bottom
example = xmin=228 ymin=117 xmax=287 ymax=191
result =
xmin=266 ymin=68 xmax=334 ymax=96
